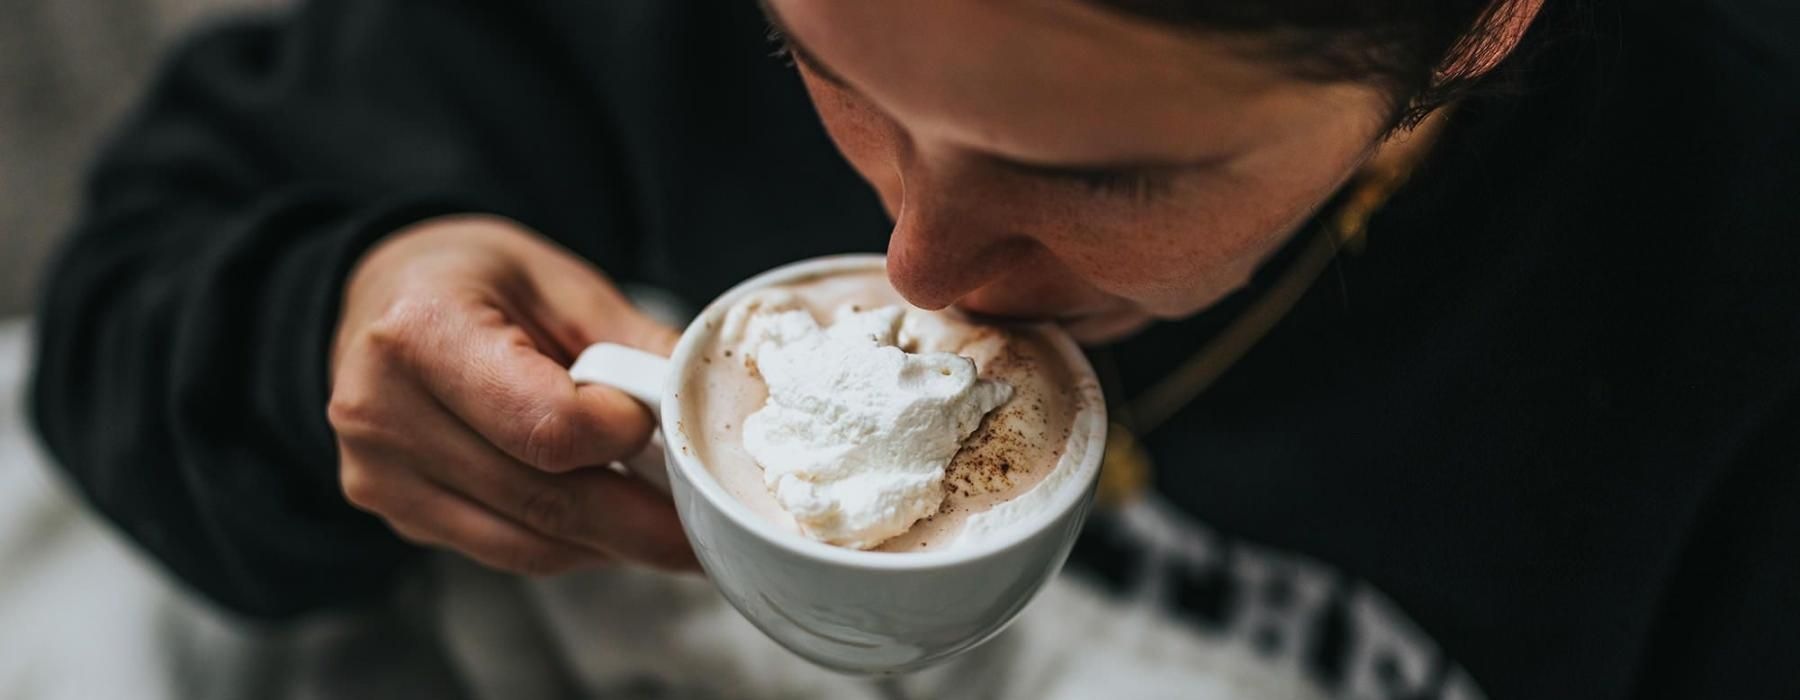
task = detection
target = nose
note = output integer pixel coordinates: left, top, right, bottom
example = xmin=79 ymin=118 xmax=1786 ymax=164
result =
xmin=884 ymin=159 xmax=1031 ymax=311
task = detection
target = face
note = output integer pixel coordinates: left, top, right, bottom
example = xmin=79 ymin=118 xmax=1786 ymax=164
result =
xmin=767 ymin=0 xmax=1397 ymax=342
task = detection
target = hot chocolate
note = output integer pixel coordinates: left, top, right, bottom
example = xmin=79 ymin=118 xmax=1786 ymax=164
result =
xmin=679 ymin=269 xmax=1088 ymax=552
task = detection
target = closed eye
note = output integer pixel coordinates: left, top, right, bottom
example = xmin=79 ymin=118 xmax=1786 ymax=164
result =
xmin=764 ymin=11 xmax=855 ymax=92
xmin=989 ymin=157 xmax=1181 ymax=203
xmin=1057 ymin=169 xmax=1176 ymax=201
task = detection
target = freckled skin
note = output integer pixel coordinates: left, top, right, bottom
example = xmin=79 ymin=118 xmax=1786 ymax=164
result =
xmin=770 ymin=0 xmax=1533 ymax=342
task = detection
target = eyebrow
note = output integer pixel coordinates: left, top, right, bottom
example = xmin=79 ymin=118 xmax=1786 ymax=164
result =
xmin=758 ymin=0 xmax=856 ymax=91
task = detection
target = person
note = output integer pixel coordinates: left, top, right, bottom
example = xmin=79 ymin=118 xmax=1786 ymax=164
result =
xmin=29 ymin=0 xmax=1799 ymax=696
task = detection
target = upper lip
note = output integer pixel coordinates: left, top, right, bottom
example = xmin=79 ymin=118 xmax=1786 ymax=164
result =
xmin=952 ymin=304 xmax=1114 ymax=326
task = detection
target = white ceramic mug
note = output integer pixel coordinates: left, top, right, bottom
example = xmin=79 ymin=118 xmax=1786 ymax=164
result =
xmin=569 ymin=254 xmax=1107 ymax=674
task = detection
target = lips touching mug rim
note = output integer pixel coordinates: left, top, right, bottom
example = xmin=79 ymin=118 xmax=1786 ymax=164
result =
xmin=660 ymin=254 xmax=1107 ymax=572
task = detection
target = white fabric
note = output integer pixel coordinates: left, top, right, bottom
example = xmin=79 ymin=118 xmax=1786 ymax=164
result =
xmin=0 ymin=318 xmax=1325 ymax=699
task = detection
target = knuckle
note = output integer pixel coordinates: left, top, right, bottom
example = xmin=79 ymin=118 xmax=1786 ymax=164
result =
xmin=518 ymin=486 xmax=576 ymax=535
xmin=361 ymin=320 xmax=408 ymax=359
xmin=338 ymin=461 xmax=385 ymax=511
xmin=520 ymin=401 xmax=584 ymax=471
xmin=362 ymin=297 xmax=440 ymax=361
xmin=518 ymin=491 xmax=574 ymax=537
xmin=325 ymin=391 xmax=384 ymax=441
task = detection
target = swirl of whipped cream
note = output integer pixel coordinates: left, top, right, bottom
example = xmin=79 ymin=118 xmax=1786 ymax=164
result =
xmin=722 ymin=291 xmax=1011 ymax=549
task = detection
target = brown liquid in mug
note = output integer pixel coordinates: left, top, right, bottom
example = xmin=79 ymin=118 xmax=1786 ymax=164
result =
xmin=679 ymin=270 xmax=1083 ymax=552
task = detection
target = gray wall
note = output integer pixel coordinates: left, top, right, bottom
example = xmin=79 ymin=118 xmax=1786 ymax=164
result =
xmin=0 ymin=0 xmax=284 ymax=317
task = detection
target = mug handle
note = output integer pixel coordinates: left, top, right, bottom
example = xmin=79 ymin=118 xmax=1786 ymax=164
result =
xmin=569 ymin=343 xmax=672 ymax=493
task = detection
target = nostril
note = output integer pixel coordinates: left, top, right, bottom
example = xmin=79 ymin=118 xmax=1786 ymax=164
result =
xmin=887 ymin=230 xmax=1044 ymax=312
xmin=886 ymin=163 xmax=1040 ymax=310
xmin=885 ymin=262 xmax=957 ymax=310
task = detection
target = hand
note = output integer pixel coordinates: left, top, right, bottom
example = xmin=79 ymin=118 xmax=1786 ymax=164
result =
xmin=327 ymin=214 xmax=695 ymax=575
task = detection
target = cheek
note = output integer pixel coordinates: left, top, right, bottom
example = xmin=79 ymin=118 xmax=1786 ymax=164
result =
xmin=1047 ymin=125 xmax=1378 ymax=317
xmin=801 ymin=73 xmax=905 ymax=214
xmin=1040 ymin=175 xmax=1350 ymax=317
xmin=798 ymin=65 xmax=1375 ymax=321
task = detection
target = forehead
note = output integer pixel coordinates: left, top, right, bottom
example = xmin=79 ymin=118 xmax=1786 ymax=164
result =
xmin=771 ymin=0 xmax=1387 ymax=164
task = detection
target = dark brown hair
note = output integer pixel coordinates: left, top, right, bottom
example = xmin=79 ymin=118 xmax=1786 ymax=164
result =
xmin=1088 ymin=0 xmax=1567 ymax=126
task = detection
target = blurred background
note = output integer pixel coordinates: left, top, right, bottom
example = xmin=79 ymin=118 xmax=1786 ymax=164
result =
xmin=0 ymin=8 xmax=607 ymax=697
xmin=0 ymin=4 xmax=326 ymax=699
xmin=0 ymin=0 xmax=284 ymax=317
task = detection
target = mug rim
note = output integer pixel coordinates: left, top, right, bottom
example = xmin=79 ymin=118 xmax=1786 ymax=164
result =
xmin=659 ymin=254 xmax=1107 ymax=571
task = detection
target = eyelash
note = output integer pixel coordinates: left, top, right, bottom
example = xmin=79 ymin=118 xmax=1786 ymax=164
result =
xmin=769 ymin=31 xmax=795 ymax=64
xmin=1063 ymin=170 xmax=1175 ymax=202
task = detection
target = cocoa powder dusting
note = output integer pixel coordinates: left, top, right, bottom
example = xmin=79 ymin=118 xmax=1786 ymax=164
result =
xmin=942 ymin=341 xmax=1046 ymax=500
xmin=929 ymin=327 xmax=1082 ymax=547
xmin=690 ymin=272 xmax=1083 ymax=555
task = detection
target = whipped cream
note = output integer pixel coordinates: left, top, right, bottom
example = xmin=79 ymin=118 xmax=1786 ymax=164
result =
xmin=720 ymin=291 xmax=1012 ymax=549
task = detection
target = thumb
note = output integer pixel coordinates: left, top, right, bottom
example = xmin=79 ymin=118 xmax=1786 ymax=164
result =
xmin=606 ymin=303 xmax=681 ymax=357
xmin=527 ymin=259 xmax=682 ymax=360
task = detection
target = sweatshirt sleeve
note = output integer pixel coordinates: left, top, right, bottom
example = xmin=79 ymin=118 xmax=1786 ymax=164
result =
xmin=1627 ymin=389 xmax=1800 ymax=697
xmin=28 ymin=2 xmax=641 ymax=619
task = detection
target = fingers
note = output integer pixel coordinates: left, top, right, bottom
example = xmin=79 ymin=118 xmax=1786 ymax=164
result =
xmin=520 ymin=471 xmax=696 ymax=571
xmin=343 ymin=458 xmax=607 ymax=576
xmin=363 ymin=298 xmax=658 ymax=472
xmin=522 ymin=243 xmax=683 ymax=358
xmin=330 ymin=216 xmax=699 ymax=576
xmin=396 ymin=393 xmax=697 ymax=570
xmin=331 ymin=350 xmax=696 ymax=571
xmin=618 ymin=312 xmax=681 ymax=359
